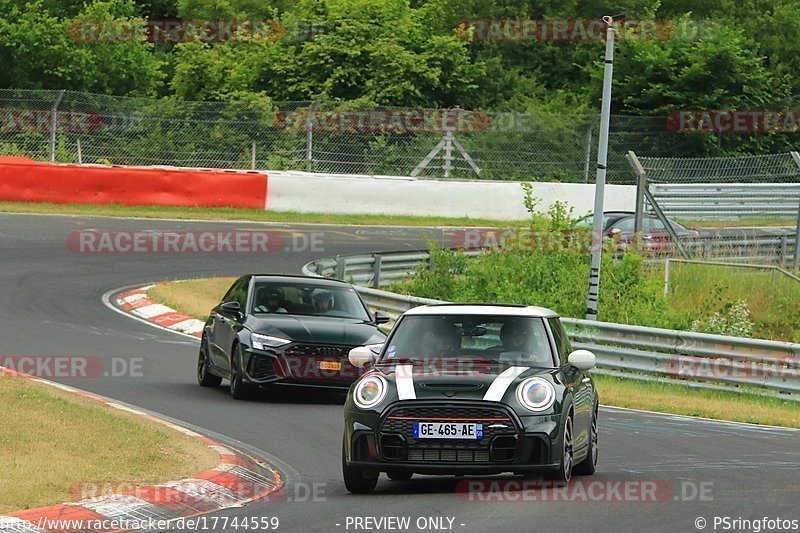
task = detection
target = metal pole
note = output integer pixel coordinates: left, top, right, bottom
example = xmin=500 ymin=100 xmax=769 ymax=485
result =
xmin=583 ymin=115 xmax=598 ymax=183
xmin=76 ymin=138 xmax=82 ymax=164
xmin=793 ymin=152 xmax=800 ymax=271
xmin=586 ymin=16 xmax=616 ymax=321
xmin=795 ymin=196 xmax=800 ymax=271
xmin=251 ymin=141 xmax=256 ymax=170
xmin=306 ymin=100 xmax=320 ymax=172
xmin=664 ymin=259 xmax=671 ymax=297
xmin=627 ymin=151 xmax=646 ymax=244
xmin=49 ymin=89 xmax=66 ymax=163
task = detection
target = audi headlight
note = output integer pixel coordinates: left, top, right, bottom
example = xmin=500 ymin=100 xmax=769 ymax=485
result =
xmin=516 ymin=377 xmax=556 ymax=412
xmin=251 ymin=332 xmax=291 ymax=350
xmin=353 ymin=375 xmax=387 ymax=409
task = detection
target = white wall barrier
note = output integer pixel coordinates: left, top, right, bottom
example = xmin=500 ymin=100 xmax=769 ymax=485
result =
xmin=265 ymin=171 xmax=636 ymax=220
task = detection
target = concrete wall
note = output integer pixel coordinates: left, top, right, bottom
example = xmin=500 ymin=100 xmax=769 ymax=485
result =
xmin=266 ymin=170 xmax=636 ymax=220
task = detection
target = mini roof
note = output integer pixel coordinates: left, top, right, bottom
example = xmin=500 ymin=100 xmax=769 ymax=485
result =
xmin=404 ymin=303 xmax=559 ymax=318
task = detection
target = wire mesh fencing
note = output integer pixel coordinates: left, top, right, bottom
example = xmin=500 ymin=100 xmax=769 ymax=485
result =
xmin=8 ymin=89 xmax=799 ymax=184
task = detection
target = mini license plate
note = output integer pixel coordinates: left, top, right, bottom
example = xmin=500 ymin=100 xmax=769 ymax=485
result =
xmin=318 ymin=361 xmax=341 ymax=371
xmin=413 ymin=422 xmax=483 ymax=440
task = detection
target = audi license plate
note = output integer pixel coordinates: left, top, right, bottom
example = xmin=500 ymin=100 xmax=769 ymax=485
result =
xmin=318 ymin=361 xmax=341 ymax=371
xmin=413 ymin=422 xmax=483 ymax=440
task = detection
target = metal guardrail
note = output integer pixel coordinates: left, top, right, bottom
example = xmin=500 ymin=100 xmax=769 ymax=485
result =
xmin=650 ymin=183 xmax=800 ymax=219
xmin=303 ymin=250 xmax=800 ymax=402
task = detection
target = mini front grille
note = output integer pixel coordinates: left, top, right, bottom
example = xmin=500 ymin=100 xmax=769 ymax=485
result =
xmin=379 ymin=403 xmax=519 ymax=464
xmin=284 ymin=344 xmax=356 ymax=358
xmin=408 ymin=449 xmax=490 ymax=462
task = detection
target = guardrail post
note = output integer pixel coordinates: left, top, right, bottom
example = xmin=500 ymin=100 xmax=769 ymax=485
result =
xmin=372 ymin=254 xmax=382 ymax=288
xmin=76 ymin=138 xmax=82 ymax=164
xmin=664 ymin=258 xmax=671 ymax=297
xmin=334 ymin=255 xmax=345 ymax=280
xmin=251 ymin=141 xmax=256 ymax=170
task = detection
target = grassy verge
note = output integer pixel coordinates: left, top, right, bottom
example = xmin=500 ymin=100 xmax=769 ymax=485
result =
xmin=662 ymin=261 xmax=800 ymax=342
xmin=148 ymin=278 xmax=235 ymax=320
xmin=0 ymin=375 xmax=218 ymax=513
xmin=144 ymin=278 xmax=799 ymax=428
xmin=678 ymin=217 xmax=797 ymax=229
xmin=0 ymin=201 xmax=528 ymax=227
xmin=594 ymin=374 xmax=800 ymax=428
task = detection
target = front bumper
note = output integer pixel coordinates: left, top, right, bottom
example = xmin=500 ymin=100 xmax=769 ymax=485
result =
xmin=344 ymin=400 xmax=562 ymax=475
xmin=242 ymin=343 xmax=363 ymax=390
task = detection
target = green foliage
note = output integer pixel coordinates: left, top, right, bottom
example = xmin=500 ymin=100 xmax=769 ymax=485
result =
xmin=398 ymin=240 xmax=685 ymax=328
xmin=691 ymin=300 xmax=754 ymax=338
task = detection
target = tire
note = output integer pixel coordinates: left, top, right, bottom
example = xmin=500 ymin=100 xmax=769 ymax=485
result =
xmin=342 ymin=435 xmax=378 ymax=493
xmin=229 ymin=344 xmax=250 ymax=400
xmin=197 ymin=337 xmax=222 ymax=388
xmin=386 ymin=471 xmax=413 ymax=481
xmin=545 ymin=413 xmax=574 ymax=484
xmin=573 ymin=404 xmax=598 ymax=476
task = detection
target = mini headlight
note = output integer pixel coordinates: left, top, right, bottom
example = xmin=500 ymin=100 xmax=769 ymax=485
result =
xmin=251 ymin=332 xmax=291 ymax=350
xmin=353 ymin=375 xmax=387 ymax=409
xmin=516 ymin=377 xmax=556 ymax=412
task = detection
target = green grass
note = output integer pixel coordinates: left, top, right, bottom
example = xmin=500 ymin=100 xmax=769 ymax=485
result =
xmin=0 ymin=376 xmax=218 ymax=513
xmin=663 ymin=261 xmax=800 ymax=342
xmin=0 ymin=201 xmax=529 ymax=227
xmin=677 ymin=217 xmax=798 ymax=229
xmin=594 ymin=374 xmax=800 ymax=428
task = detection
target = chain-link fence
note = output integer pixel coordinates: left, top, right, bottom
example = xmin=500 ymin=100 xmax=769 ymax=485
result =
xmin=7 ymin=89 xmax=800 ymax=184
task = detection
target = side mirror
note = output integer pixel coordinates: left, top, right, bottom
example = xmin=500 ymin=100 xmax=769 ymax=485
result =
xmin=349 ymin=346 xmax=377 ymax=368
xmin=610 ymin=228 xmax=622 ymax=235
xmin=220 ymin=301 xmax=241 ymax=315
xmin=567 ymin=349 xmax=596 ymax=371
xmin=374 ymin=311 xmax=391 ymax=325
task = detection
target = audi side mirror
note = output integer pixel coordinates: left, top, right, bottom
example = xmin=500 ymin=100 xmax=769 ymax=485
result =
xmin=374 ymin=311 xmax=391 ymax=325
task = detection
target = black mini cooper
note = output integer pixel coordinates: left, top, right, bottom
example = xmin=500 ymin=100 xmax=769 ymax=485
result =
xmin=197 ymin=274 xmax=389 ymax=399
xmin=342 ymin=304 xmax=598 ymax=492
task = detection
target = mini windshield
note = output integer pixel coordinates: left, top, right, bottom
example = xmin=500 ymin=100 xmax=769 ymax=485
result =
xmin=379 ymin=314 xmax=556 ymax=368
xmin=250 ymin=282 xmax=371 ymax=321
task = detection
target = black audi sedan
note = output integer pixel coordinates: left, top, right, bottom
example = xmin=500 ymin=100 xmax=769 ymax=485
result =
xmin=342 ymin=304 xmax=598 ymax=492
xmin=197 ymin=274 xmax=389 ymax=399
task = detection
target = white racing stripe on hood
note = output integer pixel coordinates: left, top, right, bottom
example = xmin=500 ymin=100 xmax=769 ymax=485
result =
xmin=396 ymin=364 xmax=416 ymax=400
xmin=482 ymin=366 xmax=528 ymax=402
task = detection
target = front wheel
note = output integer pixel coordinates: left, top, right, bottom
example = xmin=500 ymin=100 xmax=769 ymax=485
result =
xmin=545 ymin=414 xmax=574 ymax=484
xmin=198 ymin=337 xmax=222 ymax=388
xmin=342 ymin=436 xmax=378 ymax=493
xmin=229 ymin=344 xmax=251 ymax=400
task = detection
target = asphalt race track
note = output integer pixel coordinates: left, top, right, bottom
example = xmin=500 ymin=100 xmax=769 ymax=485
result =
xmin=1 ymin=213 xmax=798 ymax=533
